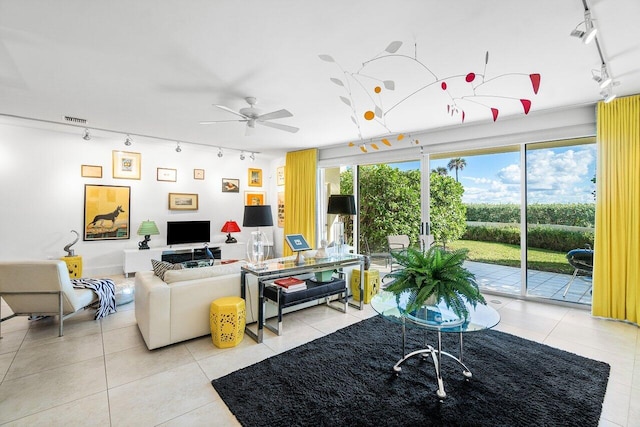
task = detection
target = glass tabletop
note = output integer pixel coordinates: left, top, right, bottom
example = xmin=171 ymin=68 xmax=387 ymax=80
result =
xmin=371 ymin=290 xmax=500 ymax=333
xmin=241 ymin=254 xmax=363 ymax=277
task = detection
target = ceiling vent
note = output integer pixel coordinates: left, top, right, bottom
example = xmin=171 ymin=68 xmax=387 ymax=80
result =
xmin=63 ymin=115 xmax=87 ymax=124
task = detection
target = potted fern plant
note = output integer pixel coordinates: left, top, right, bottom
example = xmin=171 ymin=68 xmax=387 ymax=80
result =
xmin=384 ymin=246 xmax=486 ymax=320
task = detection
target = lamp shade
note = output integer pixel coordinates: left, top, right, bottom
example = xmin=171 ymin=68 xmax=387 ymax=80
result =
xmin=137 ymin=220 xmax=159 ymax=236
xmin=327 ymin=195 xmax=356 ymax=215
xmin=243 ymin=205 xmax=274 ymax=227
xmin=221 ymin=220 xmax=241 ymax=233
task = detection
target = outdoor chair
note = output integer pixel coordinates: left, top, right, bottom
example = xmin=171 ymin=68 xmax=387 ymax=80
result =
xmin=387 ymin=235 xmax=410 ymax=271
xmin=0 ymin=260 xmax=99 ymax=338
xmin=562 ymin=245 xmax=594 ymax=298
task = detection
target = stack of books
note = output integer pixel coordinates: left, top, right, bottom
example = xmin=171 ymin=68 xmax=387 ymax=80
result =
xmin=273 ymin=277 xmax=307 ymax=293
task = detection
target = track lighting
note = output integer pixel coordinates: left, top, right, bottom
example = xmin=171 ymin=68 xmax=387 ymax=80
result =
xmin=240 ymin=151 xmax=245 ymax=160
xmin=175 ymin=142 xmax=181 ymax=153
xmin=570 ymin=10 xmax=597 ymax=44
xmin=82 ymin=128 xmax=91 ymax=141
xmin=600 ymin=86 xmax=617 ymax=103
xmin=592 ymin=64 xmax=612 ymax=89
xmin=124 ymin=135 xmax=132 ymax=146
xmin=249 ymin=152 xmax=255 ymax=161
xmin=217 ymin=148 xmax=223 ymax=158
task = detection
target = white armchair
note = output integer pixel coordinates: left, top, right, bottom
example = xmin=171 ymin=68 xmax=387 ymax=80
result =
xmin=0 ymin=260 xmax=98 ymax=338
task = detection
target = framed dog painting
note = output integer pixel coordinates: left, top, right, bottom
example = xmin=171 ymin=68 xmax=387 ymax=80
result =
xmin=83 ymin=184 xmax=131 ymax=241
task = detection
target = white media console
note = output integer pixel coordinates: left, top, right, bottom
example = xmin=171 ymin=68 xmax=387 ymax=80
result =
xmin=123 ymin=242 xmax=246 ymax=277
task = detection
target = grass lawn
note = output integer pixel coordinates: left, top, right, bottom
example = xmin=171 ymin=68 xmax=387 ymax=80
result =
xmin=448 ymin=240 xmax=574 ymax=275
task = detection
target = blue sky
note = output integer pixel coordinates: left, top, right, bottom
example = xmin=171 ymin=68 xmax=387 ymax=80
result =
xmin=394 ymin=144 xmax=597 ymax=204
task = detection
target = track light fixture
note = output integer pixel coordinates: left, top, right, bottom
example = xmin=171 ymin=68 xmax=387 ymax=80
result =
xmin=592 ymin=64 xmax=612 ymax=89
xmin=600 ymin=86 xmax=617 ymax=103
xmin=217 ymin=148 xmax=223 ymax=158
xmin=175 ymin=142 xmax=181 ymax=152
xmin=249 ymin=152 xmax=255 ymax=161
xmin=82 ymin=128 xmax=91 ymax=141
xmin=571 ymin=0 xmax=618 ymax=104
xmin=240 ymin=151 xmax=245 ymax=160
xmin=124 ymin=135 xmax=132 ymax=146
xmin=570 ymin=9 xmax=597 ymax=44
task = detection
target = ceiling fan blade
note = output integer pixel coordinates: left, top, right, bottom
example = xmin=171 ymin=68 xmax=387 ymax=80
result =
xmin=257 ymin=109 xmax=293 ymax=121
xmin=258 ymin=121 xmax=299 ymax=133
xmin=213 ymin=104 xmax=248 ymax=119
xmin=199 ymin=119 xmax=247 ymax=125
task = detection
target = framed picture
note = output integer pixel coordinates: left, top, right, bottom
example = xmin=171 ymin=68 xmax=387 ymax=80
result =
xmin=245 ymin=191 xmax=266 ymax=206
xmin=112 ymin=150 xmax=141 ymax=180
xmin=157 ymin=167 xmax=177 ymax=182
xmin=81 ymin=165 xmax=102 ymax=178
xmin=194 ymin=169 xmax=205 ymax=180
xmin=248 ymin=168 xmax=262 ymax=187
xmin=83 ymin=184 xmax=130 ymax=241
xmin=168 ymin=193 xmax=198 ymax=210
xmin=277 ymin=191 xmax=285 ymax=227
xmin=277 ymin=166 xmax=285 ymax=186
xmin=222 ymin=178 xmax=240 ymax=193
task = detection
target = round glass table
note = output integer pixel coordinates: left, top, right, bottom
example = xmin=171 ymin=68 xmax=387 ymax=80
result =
xmin=371 ymin=290 xmax=500 ymax=398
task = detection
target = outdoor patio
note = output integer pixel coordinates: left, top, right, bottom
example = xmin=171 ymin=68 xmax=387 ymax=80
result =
xmin=370 ymin=259 xmax=593 ymax=306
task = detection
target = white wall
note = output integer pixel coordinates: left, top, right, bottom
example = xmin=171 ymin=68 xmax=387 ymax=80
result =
xmin=0 ymin=119 xmax=285 ymax=276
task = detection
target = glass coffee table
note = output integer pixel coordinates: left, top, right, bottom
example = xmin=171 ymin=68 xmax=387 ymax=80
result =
xmin=371 ymin=290 xmax=500 ymax=398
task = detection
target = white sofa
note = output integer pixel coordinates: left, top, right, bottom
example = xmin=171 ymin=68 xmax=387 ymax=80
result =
xmin=135 ymin=261 xmax=263 ymax=350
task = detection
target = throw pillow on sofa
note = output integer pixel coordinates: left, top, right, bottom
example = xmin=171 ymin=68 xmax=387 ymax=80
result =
xmin=151 ymin=259 xmax=183 ymax=280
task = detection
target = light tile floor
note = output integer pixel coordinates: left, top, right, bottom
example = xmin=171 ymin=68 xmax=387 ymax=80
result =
xmin=0 ymin=276 xmax=638 ymax=426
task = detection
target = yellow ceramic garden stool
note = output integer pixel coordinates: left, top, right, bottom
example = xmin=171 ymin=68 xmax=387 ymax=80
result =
xmin=61 ymin=255 xmax=83 ymax=278
xmin=350 ymin=269 xmax=381 ymax=304
xmin=210 ymin=296 xmax=246 ymax=348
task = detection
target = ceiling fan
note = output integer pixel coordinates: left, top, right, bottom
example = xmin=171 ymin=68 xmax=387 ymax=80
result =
xmin=200 ymin=97 xmax=299 ymax=134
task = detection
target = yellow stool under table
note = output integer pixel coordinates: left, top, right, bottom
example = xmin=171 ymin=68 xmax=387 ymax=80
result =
xmin=210 ymin=297 xmax=246 ymax=348
xmin=350 ymin=269 xmax=380 ymax=304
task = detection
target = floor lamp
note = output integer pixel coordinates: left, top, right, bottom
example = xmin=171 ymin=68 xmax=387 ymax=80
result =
xmin=327 ymin=195 xmax=356 ymax=256
xmin=243 ymin=205 xmax=273 ymax=267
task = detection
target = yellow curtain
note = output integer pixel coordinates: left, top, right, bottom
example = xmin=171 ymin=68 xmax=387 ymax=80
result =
xmin=593 ymin=95 xmax=640 ymax=324
xmin=283 ymin=149 xmax=317 ymax=257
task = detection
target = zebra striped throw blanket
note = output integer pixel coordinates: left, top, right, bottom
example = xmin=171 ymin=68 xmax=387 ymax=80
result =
xmin=71 ymin=278 xmax=117 ymax=319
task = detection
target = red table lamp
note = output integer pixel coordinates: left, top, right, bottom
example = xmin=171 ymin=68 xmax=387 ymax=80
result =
xmin=221 ymin=220 xmax=241 ymax=243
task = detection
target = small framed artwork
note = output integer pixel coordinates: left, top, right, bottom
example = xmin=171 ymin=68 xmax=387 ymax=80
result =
xmin=277 ymin=166 xmax=285 ymax=186
xmin=248 ymin=168 xmax=262 ymax=187
xmin=277 ymin=191 xmax=285 ymax=227
xmin=245 ymin=191 xmax=266 ymax=206
xmin=194 ymin=169 xmax=205 ymax=180
xmin=81 ymin=165 xmax=102 ymax=178
xmin=168 ymin=193 xmax=199 ymax=210
xmin=222 ymin=178 xmax=240 ymax=193
xmin=112 ymin=150 xmax=141 ymax=180
xmin=157 ymin=167 xmax=177 ymax=182
xmin=84 ymin=184 xmax=130 ymax=241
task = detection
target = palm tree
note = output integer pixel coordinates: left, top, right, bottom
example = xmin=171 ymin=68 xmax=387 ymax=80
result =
xmin=431 ymin=167 xmax=448 ymax=176
xmin=447 ymin=157 xmax=467 ymax=182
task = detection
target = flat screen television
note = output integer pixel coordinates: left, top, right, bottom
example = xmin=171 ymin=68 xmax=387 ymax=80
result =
xmin=166 ymin=220 xmax=210 ymax=246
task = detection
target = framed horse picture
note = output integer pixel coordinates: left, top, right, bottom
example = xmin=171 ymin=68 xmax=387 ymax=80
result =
xmin=83 ymin=184 xmax=131 ymax=241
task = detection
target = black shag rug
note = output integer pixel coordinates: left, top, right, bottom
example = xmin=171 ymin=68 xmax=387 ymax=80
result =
xmin=212 ymin=315 xmax=610 ymax=427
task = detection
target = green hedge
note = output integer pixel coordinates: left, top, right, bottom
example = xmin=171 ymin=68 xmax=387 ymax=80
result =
xmin=462 ymin=224 xmax=594 ymax=253
xmin=465 ymin=203 xmax=595 ymax=228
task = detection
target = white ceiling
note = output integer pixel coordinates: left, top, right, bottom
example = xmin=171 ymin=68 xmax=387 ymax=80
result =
xmin=1 ymin=0 xmax=639 ymax=156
